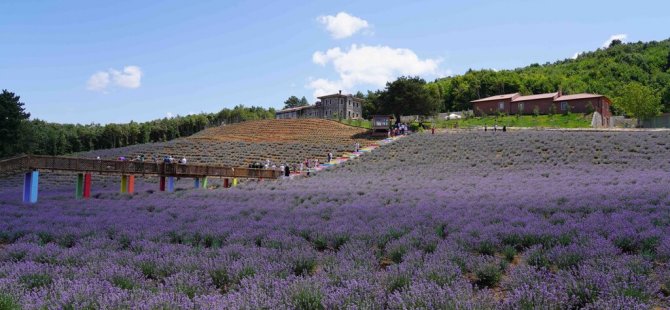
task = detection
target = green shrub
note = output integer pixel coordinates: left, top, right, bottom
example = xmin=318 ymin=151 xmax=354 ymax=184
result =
xmin=502 ymin=246 xmax=517 ymax=262
xmin=111 ymin=275 xmax=136 ymax=290
xmin=388 ymin=246 xmax=407 ymax=264
xmin=387 ymin=274 xmax=410 ymax=293
xmin=209 ymin=268 xmax=230 ymax=291
xmin=476 ymin=241 xmax=496 ymax=256
xmin=527 ymin=248 xmax=550 ymax=268
xmin=293 ymin=257 xmax=317 ymax=276
xmin=237 ymin=266 xmax=256 ymax=281
xmin=292 ymin=285 xmax=325 ymax=310
xmin=312 ymin=236 xmax=328 ymax=251
xmin=0 ymin=293 xmax=20 ymax=310
xmin=474 ymin=264 xmax=502 ymax=288
xmin=19 ymin=273 xmax=52 ymax=289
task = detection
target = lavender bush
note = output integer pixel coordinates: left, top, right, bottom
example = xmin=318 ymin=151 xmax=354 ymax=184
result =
xmin=1 ymin=130 xmax=669 ymax=308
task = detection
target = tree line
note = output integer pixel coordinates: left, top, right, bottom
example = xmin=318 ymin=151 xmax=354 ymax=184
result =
xmin=0 ymin=90 xmax=275 ymax=158
xmin=354 ymin=39 xmax=670 ymax=120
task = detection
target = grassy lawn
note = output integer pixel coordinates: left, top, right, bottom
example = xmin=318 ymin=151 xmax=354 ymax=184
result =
xmin=338 ymin=114 xmax=592 ymax=130
xmin=432 ymin=113 xmax=592 ymax=129
xmin=337 ymin=118 xmax=372 ymax=129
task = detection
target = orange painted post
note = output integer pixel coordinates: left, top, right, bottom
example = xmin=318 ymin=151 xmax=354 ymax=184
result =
xmin=127 ymin=175 xmax=135 ymax=194
xmin=83 ymin=173 xmax=92 ymax=198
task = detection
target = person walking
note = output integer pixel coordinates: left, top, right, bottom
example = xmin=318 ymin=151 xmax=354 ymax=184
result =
xmin=327 ymin=152 xmax=333 ymax=163
xmin=284 ymin=165 xmax=290 ymax=177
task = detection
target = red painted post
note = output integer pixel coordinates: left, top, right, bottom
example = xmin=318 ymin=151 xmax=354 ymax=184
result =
xmin=83 ymin=173 xmax=92 ymax=198
xmin=159 ymin=176 xmax=166 ymax=191
xmin=128 ymin=175 xmax=135 ymax=193
xmin=223 ymin=178 xmax=229 ymax=188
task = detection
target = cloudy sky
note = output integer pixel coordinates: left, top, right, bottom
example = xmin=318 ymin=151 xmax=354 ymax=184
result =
xmin=1 ymin=0 xmax=669 ymax=124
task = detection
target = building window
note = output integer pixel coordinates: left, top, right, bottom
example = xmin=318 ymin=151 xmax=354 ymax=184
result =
xmin=498 ymin=102 xmax=505 ymax=111
xmin=560 ymin=101 xmax=568 ymax=111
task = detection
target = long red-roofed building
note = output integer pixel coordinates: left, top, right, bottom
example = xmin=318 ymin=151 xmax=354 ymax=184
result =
xmin=471 ymin=91 xmax=612 ymax=126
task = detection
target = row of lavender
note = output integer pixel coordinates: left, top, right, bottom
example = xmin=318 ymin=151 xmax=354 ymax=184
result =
xmin=1 ymin=131 xmax=669 ymax=308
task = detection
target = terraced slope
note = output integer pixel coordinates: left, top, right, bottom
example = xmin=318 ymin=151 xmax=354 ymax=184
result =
xmin=190 ymin=119 xmax=369 ymax=143
xmin=84 ymin=119 xmax=375 ymax=167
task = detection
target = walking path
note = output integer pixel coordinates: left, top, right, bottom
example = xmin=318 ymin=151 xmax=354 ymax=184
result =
xmin=297 ymin=135 xmax=405 ymax=176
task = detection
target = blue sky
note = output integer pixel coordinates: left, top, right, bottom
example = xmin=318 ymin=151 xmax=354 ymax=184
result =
xmin=1 ymin=0 xmax=669 ymax=124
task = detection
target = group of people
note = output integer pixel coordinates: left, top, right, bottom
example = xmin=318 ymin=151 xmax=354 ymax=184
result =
xmin=484 ymin=124 xmax=507 ymax=132
xmin=112 ymin=154 xmax=189 ymax=164
xmin=390 ymin=123 xmax=409 ymax=137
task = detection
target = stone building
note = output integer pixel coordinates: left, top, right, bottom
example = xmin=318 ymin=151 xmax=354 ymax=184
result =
xmin=275 ymin=91 xmax=364 ymax=120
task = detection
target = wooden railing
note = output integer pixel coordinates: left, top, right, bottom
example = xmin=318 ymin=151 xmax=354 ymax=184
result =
xmin=0 ymin=155 xmax=280 ymax=179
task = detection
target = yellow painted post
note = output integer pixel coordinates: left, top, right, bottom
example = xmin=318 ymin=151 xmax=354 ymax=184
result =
xmin=120 ymin=175 xmax=128 ymax=193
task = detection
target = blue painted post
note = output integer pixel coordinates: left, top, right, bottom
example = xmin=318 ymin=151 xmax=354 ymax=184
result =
xmin=167 ymin=176 xmax=175 ymax=192
xmin=194 ymin=177 xmax=200 ymax=189
xmin=23 ymin=170 xmax=39 ymax=204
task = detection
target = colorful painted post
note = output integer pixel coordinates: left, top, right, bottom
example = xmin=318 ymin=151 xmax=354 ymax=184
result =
xmin=202 ymin=177 xmax=208 ymax=189
xmin=167 ymin=176 xmax=175 ymax=192
xmin=22 ymin=170 xmax=39 ymax=204
xmin=194 ymin=177 xmax=200 ymax=189
xmin=127 ymin=175 xmax=135 ymax=194
xmin=76 ymin=173 xmax=84 ymax=199
xmin=83 ymin=173 xmax=92 ymax=198
xmin=223 ymin=178 xmax=230 ymax=188
xmin=232 ymin=178 xmax=238 ymax=187
xmin=159 ymin=176 xmax=166 ymax=192
xmin=120 ymin=175 xmax=128 ymax=193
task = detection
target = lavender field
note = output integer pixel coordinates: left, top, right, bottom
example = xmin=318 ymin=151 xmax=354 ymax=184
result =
xmin=1 ymin=130 xmax=670 ymax=309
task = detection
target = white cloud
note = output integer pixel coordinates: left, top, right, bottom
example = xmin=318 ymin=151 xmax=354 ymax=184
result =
xmin=602 ymin=34 xmax=627 ymax=48
xmin=166 ymin=112 xmax=173 ymax=118
xmin=308 ymin=44 xmax=441 ymax=98
xmin=110 ymin=66 xmax=142 ymax=89
xmin=317 ymin=12 xmax=370 ymax=39
xmin=87 ymin=65 xmax=143 ymax=92
xmin=571 ymin=52 xmax=582 ymax=60
xmin=307 ymin=78 xmax=344 ymax=98
xmin=86 ymin=71 xmax=110 ymax=91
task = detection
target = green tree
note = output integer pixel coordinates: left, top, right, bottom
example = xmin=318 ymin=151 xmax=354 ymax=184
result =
xmin=299 ymin=96 xmax=309 ymax=107
xmin=283 ymin=96 xmax=302 ymax=109
xmin=0 ymin=90 xmax=31 ymax=157
xmin=377 ymin=76 xmax=440 ymax=123
xmin=614 ymin=82 xmax=662 ymax=119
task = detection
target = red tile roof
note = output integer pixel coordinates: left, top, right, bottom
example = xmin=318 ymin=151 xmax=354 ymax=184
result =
xmin=470 ymin=93 xmax=520 ymax=103
xmin=512 ymin=92 xmax=559 ymax=102
xmin=554 ymin=93 xmax=604 ymax=101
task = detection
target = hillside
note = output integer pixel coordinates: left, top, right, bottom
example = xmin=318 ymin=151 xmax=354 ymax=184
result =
xmin=83 ymin=119 xmax=375 ymax=167
xmin=427 ymin=39 xmax=670 ymax=113
xmin=189 ymin=119 xmax=369 ymax=143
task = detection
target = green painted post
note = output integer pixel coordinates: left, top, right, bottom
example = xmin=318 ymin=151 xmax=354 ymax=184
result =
xmin=202 ymin=177 xmax=208 ymax=189
xmin=76 ymin=173 xmax=84 ymax=199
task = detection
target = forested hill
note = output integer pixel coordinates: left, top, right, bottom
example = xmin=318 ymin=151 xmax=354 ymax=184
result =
xmin=427 ymin=38 xmax=670 ymax=112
